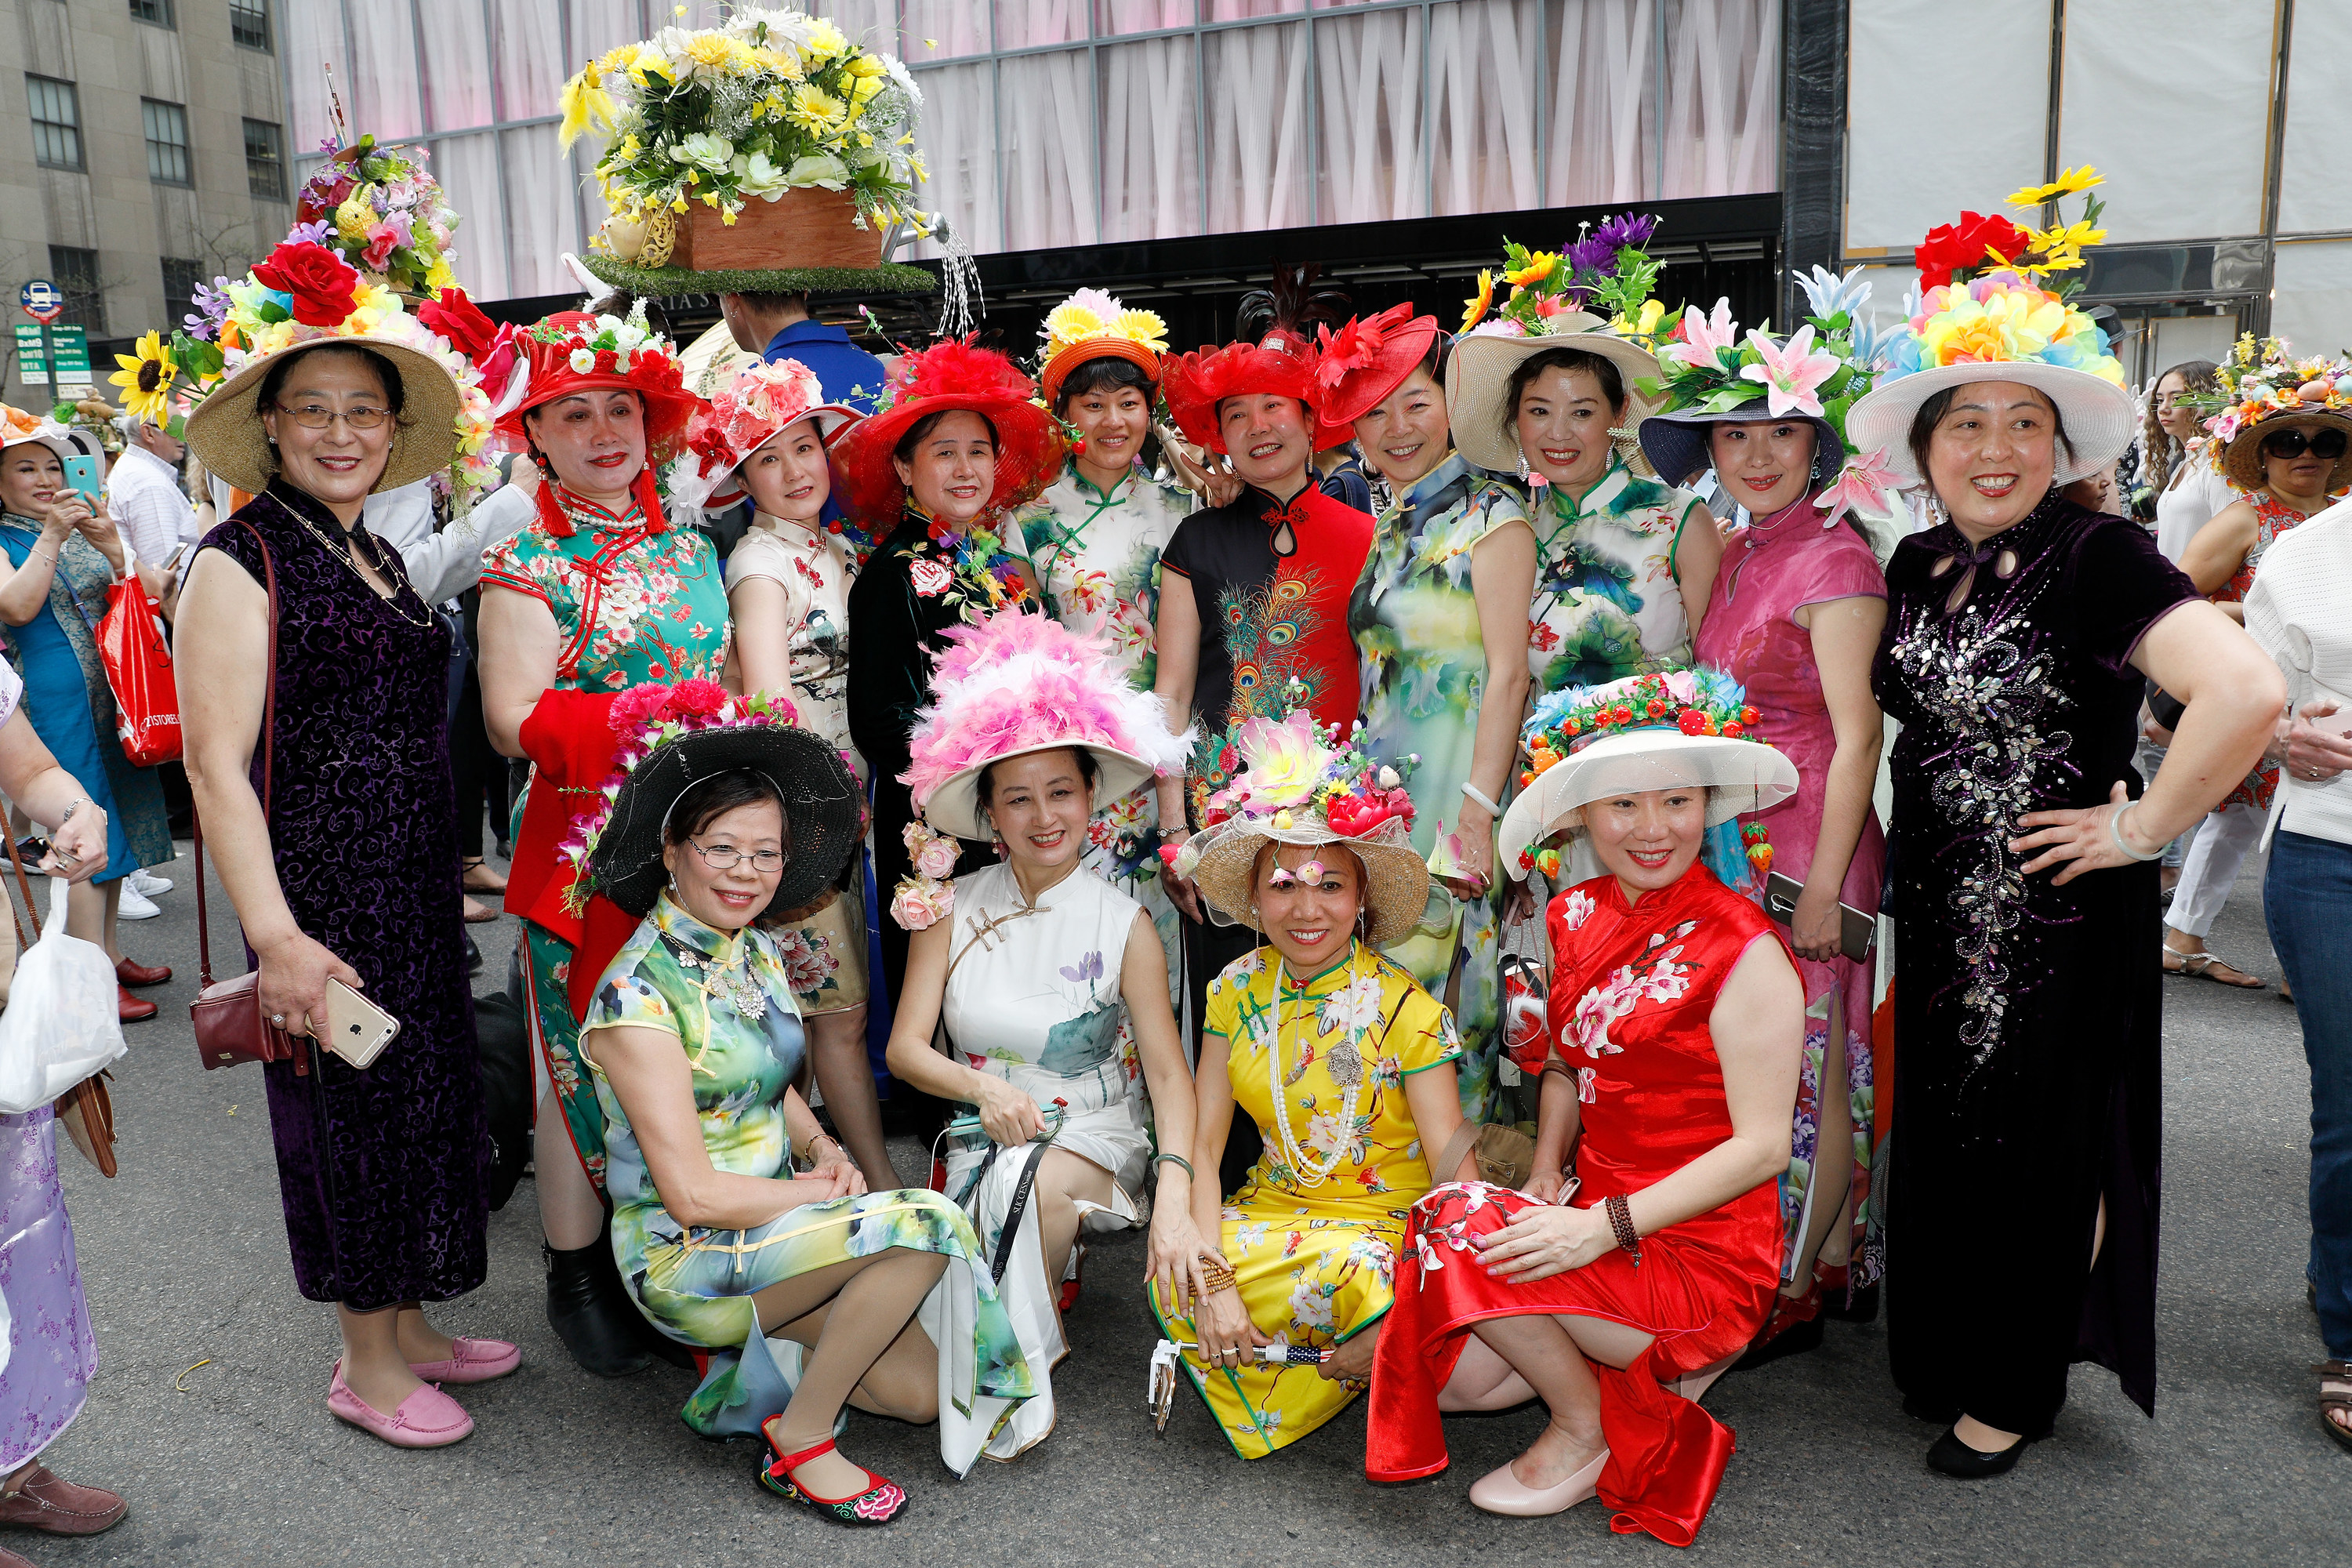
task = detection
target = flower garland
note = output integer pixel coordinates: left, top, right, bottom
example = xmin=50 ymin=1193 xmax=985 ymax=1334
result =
xmin=530 ymin=308 xmax=681 ymax=386
xmin=557 ymin=679 xmax=808 ymax=914
xmin=2181 ymin=333 xmax=2352 ymax=456
xmin=561 ymin=6 xmax=930 ymax=245
xmin=1165 ymin=703 xmax=1417 ymax=881
xmin=1875 ymin=269 xmax=2125 ymax=389
xmin=1512 ymin=669 xmax=1774 ymax=880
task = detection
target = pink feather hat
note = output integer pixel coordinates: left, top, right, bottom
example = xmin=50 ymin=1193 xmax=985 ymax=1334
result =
xmin=902 ymin=609 xmax=1193 ymax=842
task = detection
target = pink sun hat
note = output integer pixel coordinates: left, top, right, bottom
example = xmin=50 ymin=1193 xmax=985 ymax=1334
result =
xmin=670 ymin=357 xmax=861 ymax=514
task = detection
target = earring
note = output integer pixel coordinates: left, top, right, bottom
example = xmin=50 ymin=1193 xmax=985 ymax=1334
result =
xmin=1515 ymin=451 xmax=1530 ymax=482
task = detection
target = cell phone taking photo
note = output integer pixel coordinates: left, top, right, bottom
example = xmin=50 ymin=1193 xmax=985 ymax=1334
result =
xmin=60 ymin=454 xmax=101 ymax=504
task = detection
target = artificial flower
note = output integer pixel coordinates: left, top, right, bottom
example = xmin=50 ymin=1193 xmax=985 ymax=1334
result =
xmin=1813 ymin=446 xmax=1902 ymax=527
xmin=1232 ymin=710 xmax=1327 ymax=808
xmin=1112 ymin=309 xmax=1168 ymax=353
xmin=783 ymin=151 xmax=849 ymax=189
xmin=2033 ymin=219 xmax=2107 ymax=255
xmin=250 ymin=241 xmax=361 ymax=329
xmin=1504 ymin=251 xmax=1559 ymax=288
xmin=109 ymin=332 xmax=176 ymax=424
xmin=418 ymin=288 xmax=495 ymax=359
xmin=1611 ymin=297 xmax=1668 ymax=343
xmin=1794 ymin=263 xmax=1871 ymax=323
xmin=732 ymin=149 xmax=791 ymax=200
xmin=1914 ymin=210 xmax=2032 ymax=290
xmin=1460 ymin=269 xmax=1494 ymax=332
xmin=1738 ymin=325 xmax=1839 ymax=418
xmin=2006 ymin=165 xmax=2103 ymax=207
xmin=673 ymin=132 xmax=735 ymax=172
xmin=568 ymin=347 xmax=598 ymax=374
xmin=1665 ymin=297 xmax=1740 ymax=370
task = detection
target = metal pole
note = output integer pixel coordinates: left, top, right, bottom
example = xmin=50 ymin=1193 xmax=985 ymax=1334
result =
xmin=39 ymin=323 xmax=55 ymax=403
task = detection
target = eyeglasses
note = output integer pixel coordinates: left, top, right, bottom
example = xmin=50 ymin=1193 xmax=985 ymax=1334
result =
xmin=273 ymin=402 xmax=392 ymax=431
xmin=686 ymin=839 xmax=785 ymax=873
xmin=2260 ymin=426 xmax=2349 ymax=462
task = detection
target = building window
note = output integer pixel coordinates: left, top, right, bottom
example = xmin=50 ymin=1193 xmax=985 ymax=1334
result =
xmin=229 ymin=0 xmax=270 ymax=51
xmin=129 ymin=0 xmax=174 ymax=26
xmin=49 ymin=246 xmax=104 ymax=336
xmin=244 ymin=118 xmax=284 ymax=200
xmin=143 ymin=99 xmax=192 ymax=187
xmin=162 ymin=258 xmax=201 ymax=334
xmin=25 ymin=76 xmax=82 ymax=172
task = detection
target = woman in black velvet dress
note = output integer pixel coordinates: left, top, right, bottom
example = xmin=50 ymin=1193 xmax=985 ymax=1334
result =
xmin=1847 ymin=330 xmax=2281 ymax=1477
xmin=181 ymin=328 xmax=503 ymax=1449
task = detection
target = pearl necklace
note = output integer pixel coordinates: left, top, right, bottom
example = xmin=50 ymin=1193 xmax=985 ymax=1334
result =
xmin=1247 ymin=946 xmax=1370 ymax=1189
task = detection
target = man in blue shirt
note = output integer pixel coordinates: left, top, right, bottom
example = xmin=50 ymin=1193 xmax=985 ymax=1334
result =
xmin=718 ymin=291 xmax=890 ymax=413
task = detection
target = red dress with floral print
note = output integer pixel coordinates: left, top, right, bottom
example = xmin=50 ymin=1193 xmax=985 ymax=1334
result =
xmin=1366 ymin=863 xmax=1787 ymax=1547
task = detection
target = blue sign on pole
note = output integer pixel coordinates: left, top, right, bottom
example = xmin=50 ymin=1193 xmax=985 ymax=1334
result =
xmin=19 ymin=280 xmax=63 ymax=325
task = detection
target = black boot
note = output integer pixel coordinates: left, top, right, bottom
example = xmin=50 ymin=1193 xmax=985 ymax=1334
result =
xmin=544 ymin=1240 xmax=652 ymax=1378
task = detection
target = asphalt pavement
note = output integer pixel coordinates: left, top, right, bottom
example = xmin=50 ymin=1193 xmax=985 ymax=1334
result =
xmin=13 ymin=844 xmax=2347 ymax=1567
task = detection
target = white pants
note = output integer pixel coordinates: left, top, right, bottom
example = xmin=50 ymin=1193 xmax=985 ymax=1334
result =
xmin=2166 ymin=802 xmax=2267 ymax=939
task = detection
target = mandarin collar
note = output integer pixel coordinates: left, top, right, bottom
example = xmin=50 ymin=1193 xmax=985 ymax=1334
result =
xmin=1400 ymin=449 xmax=1470 ymax=510
xmin=552 ymin=485 xmax=644 ymax=534
xmin=1547 ymin=456 xmax=1636 ymax=522
xmin=1597 ymin=860 xmax=1709 ymax=918
xmin=650 ymin=891 xmax=745 ymax=962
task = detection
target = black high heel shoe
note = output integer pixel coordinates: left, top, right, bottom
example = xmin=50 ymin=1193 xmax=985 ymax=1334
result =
xmin=1925 ymin=1423 xmax=2040 ymax=1478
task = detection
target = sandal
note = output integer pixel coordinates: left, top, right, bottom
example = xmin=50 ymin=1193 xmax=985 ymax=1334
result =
xmin=460 ymin=856 xmax=508 ymax=895
xmin=2180 ymin=949 xmax=2267 ymax=989
xmin=2318 ymin=1359 xmax=2352 ymax=1454
xmin=2160 ymin=938 xmax=2188 ymax=976
xmin=759 ymin=1425 xmax=907 ymax=1525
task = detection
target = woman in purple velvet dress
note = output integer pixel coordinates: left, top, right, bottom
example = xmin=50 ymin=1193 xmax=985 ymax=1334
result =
xmin=180 ymin=300 xmax=508 ymax=1450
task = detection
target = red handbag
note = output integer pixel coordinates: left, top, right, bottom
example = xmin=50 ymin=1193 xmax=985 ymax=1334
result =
xmin=191 ymin=518 xmax=300 ymax=1075
xmin=96 ymin=572 xmax=181 ymax=766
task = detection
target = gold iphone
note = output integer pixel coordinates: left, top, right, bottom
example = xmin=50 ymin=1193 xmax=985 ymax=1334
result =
xmin=322 ymin=978 xmax=401 ymax=1069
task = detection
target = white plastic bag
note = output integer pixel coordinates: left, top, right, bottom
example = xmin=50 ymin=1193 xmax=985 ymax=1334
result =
xmin=0 ymin=877 xmax=126 ymax=1114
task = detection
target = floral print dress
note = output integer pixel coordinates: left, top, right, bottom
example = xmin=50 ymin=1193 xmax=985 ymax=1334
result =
xmin=1018 ymin=463 xmax=1195 ymax=1011
xmin=1151 ymin=942 xmax=1460 ymax=1458
xmin=1523 ymin=457 xmax=1708 ymax=691
xmin=480 ymin=488 xmax=733 ymax=1185
xmin=585 ymin=893 xmax=1035 ymax=1470
xmin=1348 ymin=452 xmax=1532 ymax=1125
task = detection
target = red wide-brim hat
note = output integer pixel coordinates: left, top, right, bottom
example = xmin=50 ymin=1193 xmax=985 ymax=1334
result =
xmin=1160 ymin=332 xmax=1319 ymax=454
xmin=827 ymin=338 xmax=1066 ymax=527
xmin=492 ymin=310 xmax=703 ymax=464
xmin=1311 ymin=305 xmax=1440 ymax=447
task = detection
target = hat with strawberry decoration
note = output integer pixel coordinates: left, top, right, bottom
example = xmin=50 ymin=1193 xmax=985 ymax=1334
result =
xmin=1166 ymin=706 xmax=1436 ymax=946
xmin=670 ymin=356 xmax=861 ymax=514
xmin=826 ymin=336 xmax=1065 ymax=527
xmin=1496 ymin=668 xmax=1797 ymax=883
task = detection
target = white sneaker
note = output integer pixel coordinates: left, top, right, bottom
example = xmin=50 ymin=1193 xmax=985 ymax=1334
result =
xmin=117 ymin=884 xmax=161 ymax=920
xmin=129 ymin=868 xmax=172 ymax=897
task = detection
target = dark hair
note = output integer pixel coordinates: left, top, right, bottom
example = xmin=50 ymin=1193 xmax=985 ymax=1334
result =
xmin=1053 ymin=355 xmax=1155 ymax=416
xmin=586 ymin=289 xmax=671 ymax=341
xmin=257 ymin=343 xmax=407 ymax=419
xmin=736 ymin=290 xmax=810 ymax=315
xmin=1501 ymin=347 xmax=1624 ymax=446
xmin=895 ymin=407 xmax=999 ymax=463
xmin=976 ymin=747 xmax=1098 ymax=819
xmin=2143 ymin=357 xmax=2221 ymax=495
xmin=1414 ymin=331 xmax=1453 ymax=386
xmin=664 ymin=769 xmax=790 ymax=852
xmin=1906 ymin=383 xmax=2075 ymax=493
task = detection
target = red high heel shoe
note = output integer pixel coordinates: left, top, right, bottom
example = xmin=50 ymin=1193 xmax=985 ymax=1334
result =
xmin=759 ymin=1425 xmax=907 ymax=1526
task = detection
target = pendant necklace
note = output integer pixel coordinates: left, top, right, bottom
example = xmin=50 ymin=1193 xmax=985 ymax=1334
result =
xmin=289 ymin=503 xmax=435 ymax=627
xmin=659 ymin=930 xmax=768 ymax=1022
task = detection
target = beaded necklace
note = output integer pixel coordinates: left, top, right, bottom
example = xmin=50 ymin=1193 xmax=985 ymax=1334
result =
xmin=1244 ymin=944 xmax=1372 ymax=1189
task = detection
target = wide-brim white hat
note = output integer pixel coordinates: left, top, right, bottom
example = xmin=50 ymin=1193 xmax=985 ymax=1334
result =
xmin=1498 ymin=728 xmax=1799 ymax=880
xmin=921 ymin=742 xmax=1160 ymax=844
xmin=670 ymin=403 xmax=862 ymax=514
xmin=0 ymin=423 xmax=80 ymax=466
xmin=1845 ymin=361 xmax=2136 ymax=489
xmin=1445 ymin=318 xmax=1667 ymax=474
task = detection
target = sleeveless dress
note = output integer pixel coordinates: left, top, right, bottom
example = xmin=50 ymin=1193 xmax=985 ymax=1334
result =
xmin=583 ymin=893 xmax=1033 ymax=1467
xmin=1017 ymin=462 xmax=1194 ymax=1018
xmin=2213 ymin=492 xmax=2303 ymax=814
xmin=478 ymin=486 xmax=731 ymax=1188
xmin=1693 ymin=512 xmax=1889 ymax=1286
xmin=938 ymin=862 xmax=1151 ymax=1459
xmin=205 ymin=484 xmax=488 ymax=1308
xmin=1348 ymin=451 xmax=1532 ymax=1124
xmin=1150 ymin=942 xmax=1461 ymax=1458
xmin=1367 ymin=864 xmax=1787 ymax=1546
xmin=727 ymin=514 xmax=869 ymax=1017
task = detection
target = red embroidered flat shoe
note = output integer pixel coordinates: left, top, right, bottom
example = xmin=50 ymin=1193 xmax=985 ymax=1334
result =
xmin=757 ymin=1432 xmax=906 ymax=1525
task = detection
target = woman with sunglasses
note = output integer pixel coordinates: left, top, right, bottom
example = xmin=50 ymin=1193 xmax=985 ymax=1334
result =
xmin=2165 ymin=348 xmax=2352 ymax=992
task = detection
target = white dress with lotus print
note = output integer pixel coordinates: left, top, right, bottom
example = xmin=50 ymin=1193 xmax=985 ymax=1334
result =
xmin=937 ymin=860 xmax=1151 ymax=1458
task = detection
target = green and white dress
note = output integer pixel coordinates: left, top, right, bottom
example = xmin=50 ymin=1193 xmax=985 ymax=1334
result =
xmin=1016 ymin=460 xmax=1195 ymax=1018
xmin=584 ymin=893 xmax=1035 ymax=1471
xmin=1347 ymin=451 xmax=1532 ymax=1124
xmin=1523 ymin=456 xmax=1708 ymax=691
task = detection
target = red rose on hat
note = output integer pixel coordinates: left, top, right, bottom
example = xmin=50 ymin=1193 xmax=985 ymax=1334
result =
xmin=419 ymin=288 xmax=496 ymax=361
xmin=1914 ymin=211 xmax=2033 ymax=290
xmin=252 ymin=241 xmax=361 ymax=329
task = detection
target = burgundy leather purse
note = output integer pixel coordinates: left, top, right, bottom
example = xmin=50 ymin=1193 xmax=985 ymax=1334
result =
xmin=191 ymin=517 xmax=299 ymax=1074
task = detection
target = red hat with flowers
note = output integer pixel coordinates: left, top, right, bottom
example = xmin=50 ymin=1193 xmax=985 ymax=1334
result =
xmin=490 ymin=306 xmax=702 ymax=537
xmin=1161 ymin=262 xmax=1347 ymax=453
xmin=1308 ymin=304 xmax=1440 ymax=447
xmin=826 ymin=337 xmax=1065 ymax=528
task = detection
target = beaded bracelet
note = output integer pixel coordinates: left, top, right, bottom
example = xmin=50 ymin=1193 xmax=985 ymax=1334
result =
xmin=1197 ymin=1252 xmax=1238 ymax=1294
xmin=1604 ymin=1193 xmax=1642 ymax=1266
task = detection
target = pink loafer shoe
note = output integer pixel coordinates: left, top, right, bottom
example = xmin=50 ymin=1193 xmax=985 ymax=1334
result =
xmin=328 ymin=1362 xmax=475 ymax=1449
xmin=1468 ymin=1446 xmax=1609 ymax=1517
xmin=406 ymin=1337 xmax=521 ymax=1385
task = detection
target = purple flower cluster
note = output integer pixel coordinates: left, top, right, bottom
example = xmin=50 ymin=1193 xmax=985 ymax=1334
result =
xmin=182 ymin=277 xmax=234 ymax=338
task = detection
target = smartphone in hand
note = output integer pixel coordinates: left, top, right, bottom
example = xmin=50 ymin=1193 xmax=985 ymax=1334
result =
xmin=60 ymin=454 xmax=102 ymax=504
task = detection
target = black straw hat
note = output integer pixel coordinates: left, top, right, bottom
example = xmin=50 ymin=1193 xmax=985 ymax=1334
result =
xmin=586 ymin=725 xmax=860 ymax=920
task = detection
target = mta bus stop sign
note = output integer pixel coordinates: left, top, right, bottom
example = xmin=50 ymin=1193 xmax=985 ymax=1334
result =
xmin=20 ymin=280 xmax=63 ymax=325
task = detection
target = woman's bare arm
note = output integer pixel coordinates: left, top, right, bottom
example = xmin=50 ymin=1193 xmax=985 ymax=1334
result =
xmin=477 ymin=585 xmax=561 ymax=757
xmin=1788 ymin=594 xmax=1888 ymax=960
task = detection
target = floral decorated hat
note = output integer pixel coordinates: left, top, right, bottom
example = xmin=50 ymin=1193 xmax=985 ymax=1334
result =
xmin=0 ymin=405 xmax=82 ymax=466
xmin=491 ymin=305 xmax=703 ymax=534
xmin=1310 ymin=303 xmax=1441 ymax=448
xmin=1635 ymin=266 xmax=1901 ymax=525
xmin=826 ymin=337 xmax=1065 ymax=525
xmin=292 ymin=131 xmax=463 ymax=300
xmin=177 ymin=238 xmax=490 ymax=500
xmin=1846 ymin=170 xmax=2132 ymax=488
xmin=1037 ymin=288 xmax=1169 ymax=407
xmin=902 ymin=608 xmax=1192 ymax=844
xmin=1497 ymin=669 xmax=1798 ymax=883
xmin=1169 ymin=709 xmax=1435 ymax=947
xmin=2183 ymin=335 xmax=2352 ymax=494
xmin=671 ymin=356 xmax=861 ymax=513
xmin=572 ymin=679 xmax=862 ymax=920
xmin=1447 ymin=212 xmax=1671 ymax=474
